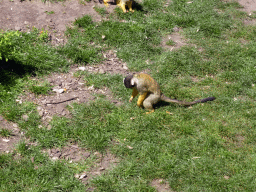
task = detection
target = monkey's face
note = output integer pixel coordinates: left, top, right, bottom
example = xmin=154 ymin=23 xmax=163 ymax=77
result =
xmin=123 ymin=74 xmax=135 ymax=88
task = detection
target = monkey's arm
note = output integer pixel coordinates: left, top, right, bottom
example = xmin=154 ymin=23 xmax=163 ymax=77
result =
xmin=117 ymin=1 xmax=127 ymax=12
xmin=103 ymin=0 xmax=109 ymax=7
xmin=137 ymin=92 xmax=148 ymax=107
xmin=129 ymin=88 xmax=139 ymax=102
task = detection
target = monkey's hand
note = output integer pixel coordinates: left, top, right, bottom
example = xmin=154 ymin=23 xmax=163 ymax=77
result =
xmin=129 ymin=96 xmax=134 ymax=102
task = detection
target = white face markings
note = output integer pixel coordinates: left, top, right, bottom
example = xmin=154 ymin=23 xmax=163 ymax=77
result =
xmin=131 ymin=79 xmax=135 ymax=86
xmin=132 ymin=78 xmax=138 ymax=86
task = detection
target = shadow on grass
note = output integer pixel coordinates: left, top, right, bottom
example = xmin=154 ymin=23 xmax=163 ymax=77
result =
xmin=154 ymin=100 xmax=194 ymax=109
xmin=0 ymin=58 xmax=37 ymax=88
xmin=132 ymin=0 xmax=143 ymax=12
xmin=153 ymin=100 xmax=171 ymax=110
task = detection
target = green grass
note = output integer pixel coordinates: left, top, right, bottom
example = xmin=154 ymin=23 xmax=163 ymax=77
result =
xmin=0 ymin=143 xmax=87 ymax=191
xmin=93 ymin=6 xmax=108 ymax=17
xmin=28 ymin=81 xmax=52 ymax=95
xmin=44 ymin=10 xmax=55 ymax=15
xmin=1 ymin=0 xmax=256 ymax=191
xmin=165 ymin=39 xmax=176 ymax=46
xmin=0 ymin=128 xmax=12 ymax=137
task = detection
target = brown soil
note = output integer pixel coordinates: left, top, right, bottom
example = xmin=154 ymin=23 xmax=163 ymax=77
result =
xmin=151 ymin=179 xmax=173 ymax=192
xmin=238 ymin=0 xmax=256 ymax=25
xmin=238 ymin=0 xmax=256 ymax=14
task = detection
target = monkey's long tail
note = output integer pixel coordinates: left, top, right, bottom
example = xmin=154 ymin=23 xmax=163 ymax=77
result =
xmin=161 ymin=94 xmax=215 ymax=106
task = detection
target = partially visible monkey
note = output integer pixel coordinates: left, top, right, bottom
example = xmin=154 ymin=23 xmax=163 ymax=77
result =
xmin=103 ymin=0 xmax=134 ymax=13
xmin=124 ymin=73 xmax=215 ymax=114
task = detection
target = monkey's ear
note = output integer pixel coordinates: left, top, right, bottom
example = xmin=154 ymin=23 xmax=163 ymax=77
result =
xmin=124 ymin=74 xmax=135 ymax=88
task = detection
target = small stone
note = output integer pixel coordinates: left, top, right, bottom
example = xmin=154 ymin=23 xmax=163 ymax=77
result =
xmin=53 ymin=88 xmax=65 ymax=93
xmin=15 ymin=26 xmax=21 ymax=31
xmin=99 ymin=167 xmax=105 ymax=171
xmin=13 ymin=123 xmax=18 ymax=128
xmin=127 ymin=145 xmax=133 ymax=149
xmin=22 ymin=114 xmax=29 ymax=121
xmin=52 ymin=157 xmax=58 ymax=161
xmin=38 ymin=110 xmax=44 ymax=117
xmin=99 ymin=69 xmax=105 ymax=74
xmin=88 ymin=85 xmax=94 ymax=90
xmin=78 ymin=67 xmax=86 ymax=71
xmin=3 ymin=139 xmax=10 ymax=142
xmin=37 ymin=106 xmax=43 ymax=112
xmin=47 ymin=125 xmax=52 ymax=130
xmin=16 ymin=99 xmax=22 ymax=104
xmin=122 ymin=64 xmax=128 ymax=70
xmin=45 ymin=116 xmax=53 ymax=121
xmin=74 ymin=174 xmax=80 ymax=178
xmin=79 ymin=174 xmax=87 ymax=179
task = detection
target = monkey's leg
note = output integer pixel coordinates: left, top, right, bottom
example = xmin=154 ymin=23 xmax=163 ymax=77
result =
xmin=103 ymin=0 xmax=110 ymax=7
xmin=143 ymin=94 xmax=160 ymax=114
xmin=117 ymin=1 xmax=127 ymax=12
xmin=137 ymin=92 xmax=148 ymax=107
xmin=129 ymin=88 xmax=139 ymax=102
xmin=127 ymin=0 xmax=134 ymax=12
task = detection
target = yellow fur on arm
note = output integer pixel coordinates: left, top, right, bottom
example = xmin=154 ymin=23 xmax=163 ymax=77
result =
xmin=129 ymin=88 xmax=139 ymax=102
xmin=137 ymin=92 xmax=148 ymax=107
xmin=117 ymin=1 xmax=127 ymax=12
xmin=103 ymin=0 xmax=110 ymax=7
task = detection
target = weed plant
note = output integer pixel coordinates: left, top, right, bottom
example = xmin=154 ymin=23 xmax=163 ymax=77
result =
xmin=0 ymin=128 xmax=12 ymax=138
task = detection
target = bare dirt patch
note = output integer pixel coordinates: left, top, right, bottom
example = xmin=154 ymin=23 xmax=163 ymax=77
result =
xmin=84 ymin=50 xmax=129 ymax=75
xmin=0 ymin=0 xmax=105 ymax=44
xmin=151 ymin=179 xmax=173 ymax=192
xmin=237 ymin=0 xmax=256 ymax=25
xmin=47 ymin=145 xmax=119 ymax=186
xmin=162 ymin=27 xmax=188 ymax=51
xmin=80 ymin=151 xmax=119 ymax=185
xmin=18 ymin=64 xmax=123 ymax=123
xmin=237 ymin=0 xmax=256 ymax=14
xmin=0 ymin=116 xmax=24 ymax=153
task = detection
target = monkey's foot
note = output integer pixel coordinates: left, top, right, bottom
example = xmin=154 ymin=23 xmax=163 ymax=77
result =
xmin=117 ymin=3 xmax=127 ymax=12
xmin=127 ymin=1 xmax=134 ymax=12
xmin=137 ymin=103 xmax=143 ymax=108
xmin=146 ymin=110 xmax=155 ymax=114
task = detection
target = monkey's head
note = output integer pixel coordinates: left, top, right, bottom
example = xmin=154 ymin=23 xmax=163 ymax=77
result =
xmin=123 ymin=74 xmax=135 ymax=88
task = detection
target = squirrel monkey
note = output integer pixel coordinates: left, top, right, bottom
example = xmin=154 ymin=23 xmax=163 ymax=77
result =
xmin=103 ymin=0 xmax=134 ymax=13
xmin=124 ymin=73 xmax=216 ymax=114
